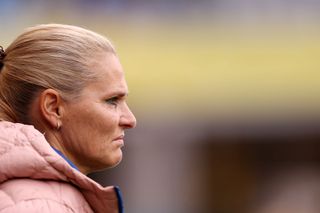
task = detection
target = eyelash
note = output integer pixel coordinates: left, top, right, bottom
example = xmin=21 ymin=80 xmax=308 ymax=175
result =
xmin=106 ymin=97 xmax=119 ymax=107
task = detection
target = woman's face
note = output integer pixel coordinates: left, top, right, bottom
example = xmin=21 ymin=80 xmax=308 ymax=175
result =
xmin=60 ymin=53 xmax=136 ymax=174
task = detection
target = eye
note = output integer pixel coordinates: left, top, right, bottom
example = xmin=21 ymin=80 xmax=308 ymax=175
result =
xmin=105 ymin=96 xmax=119 ymax=107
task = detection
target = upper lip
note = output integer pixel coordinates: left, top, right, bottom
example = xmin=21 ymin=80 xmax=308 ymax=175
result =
xmin=114 ymin=134 xmax=124 ymax=140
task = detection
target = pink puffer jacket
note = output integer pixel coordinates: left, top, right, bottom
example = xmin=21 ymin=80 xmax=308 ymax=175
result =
xmin=0 ymin=121 xmax=121 ymax=212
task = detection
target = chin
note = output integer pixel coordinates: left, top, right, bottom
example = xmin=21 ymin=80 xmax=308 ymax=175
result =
xmin=111 ymin=154 xmax=123 ymax=168
xmin=104 ymin=151 xmax=123 ymax=169
xmin=90 ymin=151 xmax=123 ymax=172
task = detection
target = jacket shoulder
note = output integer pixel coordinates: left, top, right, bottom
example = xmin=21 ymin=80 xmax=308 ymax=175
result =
xmin=0 ymin=178 xmax=93 ymax=213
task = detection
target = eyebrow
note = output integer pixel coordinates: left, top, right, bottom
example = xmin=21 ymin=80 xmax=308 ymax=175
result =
xmin=103 ymin=86 xmax=130 ymax=98
xmin=109 ymin=91 xmax=128 ymax=98
xmin=117 ymin=93 xmax=128 ymax=97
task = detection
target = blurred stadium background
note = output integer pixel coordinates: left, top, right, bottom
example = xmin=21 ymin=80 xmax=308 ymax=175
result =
xmin=1 ymin=0 xmax=320 ymax=212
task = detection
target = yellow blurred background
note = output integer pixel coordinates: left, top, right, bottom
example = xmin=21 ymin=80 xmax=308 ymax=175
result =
xmin=1 ymin=1 xmax=320 ymax=212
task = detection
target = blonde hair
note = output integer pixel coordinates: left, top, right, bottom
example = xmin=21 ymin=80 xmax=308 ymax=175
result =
xmin=0 ymin=24 xmax=116 ymax=123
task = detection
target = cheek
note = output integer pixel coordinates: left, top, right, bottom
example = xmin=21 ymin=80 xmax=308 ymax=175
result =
xmin=87 ymin=113 xmax=122 ymax=166
xmin=91 ymin=109 xmax=119 ymax=135
xmin=63 ymin=105 xmax=120 ymax=150
xmin=79 ymin=109 xmax=119 ymax=149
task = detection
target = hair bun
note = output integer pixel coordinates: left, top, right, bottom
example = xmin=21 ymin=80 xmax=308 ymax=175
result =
xmin=0 ymin=46 xmax=5 ymax=59
xmin=0 ymin=46 xmax=5 ymax=70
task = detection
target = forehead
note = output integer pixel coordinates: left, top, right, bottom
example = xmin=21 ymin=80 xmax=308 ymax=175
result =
xmin=84 ymin=53 xmax=128 ymax=95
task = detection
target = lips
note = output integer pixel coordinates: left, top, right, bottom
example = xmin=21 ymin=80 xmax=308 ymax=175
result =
xmin=113 ymin=134 xmax=125 ymax=148
xmin=113 ymin=134 xmax=124 ymax=141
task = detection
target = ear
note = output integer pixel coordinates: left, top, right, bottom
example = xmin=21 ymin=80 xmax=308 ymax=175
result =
xmin=38 ymin=89 xmax=63 ymax=129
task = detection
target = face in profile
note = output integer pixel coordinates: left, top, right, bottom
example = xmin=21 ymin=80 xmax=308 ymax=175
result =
xmin=60 ymin=53 xmax=136 ymax=174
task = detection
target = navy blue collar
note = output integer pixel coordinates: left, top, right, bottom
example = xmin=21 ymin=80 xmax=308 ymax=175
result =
xmin=114 ymin=186 xmax=124 ymax=213
xmin=51 ymin=146 xmax=79 ymax=171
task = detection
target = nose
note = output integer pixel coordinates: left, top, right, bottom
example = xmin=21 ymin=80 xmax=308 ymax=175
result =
xmin=120 ymin=103 xmax=137 ymax=129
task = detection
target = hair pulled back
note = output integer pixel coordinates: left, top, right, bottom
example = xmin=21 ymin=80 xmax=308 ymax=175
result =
xmin=0 ymin=24 xmax=115 ymax=123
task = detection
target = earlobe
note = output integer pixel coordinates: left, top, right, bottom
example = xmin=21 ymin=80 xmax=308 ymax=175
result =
xmin=39 ymin=89 xmax=63 ymax=129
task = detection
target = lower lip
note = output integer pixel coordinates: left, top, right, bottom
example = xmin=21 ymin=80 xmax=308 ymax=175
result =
xmin=113 ymin=139 xmax=124 ymax=147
